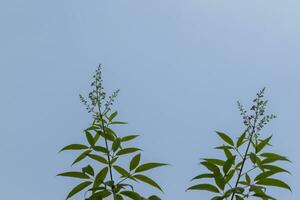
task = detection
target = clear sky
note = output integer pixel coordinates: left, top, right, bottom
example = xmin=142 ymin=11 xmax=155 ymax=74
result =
xmin=0 ymin=0 xmax=299 ymax=199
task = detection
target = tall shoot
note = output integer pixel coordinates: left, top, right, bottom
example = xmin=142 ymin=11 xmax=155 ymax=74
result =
xmin=58 ymin=65 xmax=167 ymax=200
xmin=188 ymin=88 xmax=291 ymax=199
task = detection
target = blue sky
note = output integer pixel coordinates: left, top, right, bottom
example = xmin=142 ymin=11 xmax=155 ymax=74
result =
xmin=0 ymin=0 xmax=299 ymax=199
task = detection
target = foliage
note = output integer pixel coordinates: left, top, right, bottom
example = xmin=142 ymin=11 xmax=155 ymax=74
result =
xmin=188 ymin=88 xmax=291 ymax=199
xmin=58 ymin=65 xmax=167 ymax=200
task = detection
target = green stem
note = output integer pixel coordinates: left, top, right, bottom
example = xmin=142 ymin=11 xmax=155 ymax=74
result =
xmin=230 ymin=106 xmax=259 ymax=199
xmin=95 ymin=83 xmax=116 ymax=199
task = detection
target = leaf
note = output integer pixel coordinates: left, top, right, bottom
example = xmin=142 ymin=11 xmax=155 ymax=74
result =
xmin=262 ymin=164 xmax=290 ymax=174
xmin=214 ymin=173 xmax=225 ymax=190
xmin=66 ymin=181 xmax=92 ymax=199
xmin=256 ymin=136 xmax=272 ymax=153
xmin=101 ymin=128 xmax=116 ymax=141
xmin=57 ymin=171 xmax=90 ymax=179
xmin=85 ymin=131 xmax=95 ymax=146
xmin=191 ymin=173 xmax=214 ymax=181
xmin=255 ymin=171 xmax=279 ymax=181
xmin=187 ymin=184 xmax=219 ymax=193
xmin=120 ymin=191 xmax=141 ymax=200
xmin=203 ymin=159 xmax=225 ymax=166
xmin=223 ymin=148 xmax=233 ymax=159
xmin=88 ymin=154 xmax=108 ymax=164
xmin=236 ymin=131 xmax=246 ymax=148
xmin=235 ymin=195 xmax=244 ymax=200
xmin=135 ymin=163 xmax=167 ymax=173
xmin=250 ymin=153 xmax=257 ymax=164
xmin=148 ymin=195 xmax=161 ymax=200
xmin=60 ymin=144 xmax=89 ymax=152
xmin=111 ymin=156 xmax=119 ymax=165
xmin=115 ymin=194 xmax=124 ymax=200
xmin=93 ymin=146 xmax=109 ymax=154
xmin=223 ymin=156 xmax=236 ymax=174
xmin=82 ymin=165 xmax=94 ymax=176
xmin=109 ymin=111 xmax=118 ymax=121
xmin=256 ymin=178 xmax=291 ymax=191
xmin=94 ymin=167 xmax=108 ymax=187
xmin=88 ymin=190 xmax=111 ymax=200
xmin=260 ymin=153 xmax=290 ymax=162
xmin=113 ymin=165 xmax=130 ymax=177
xmin=134 ymin=174 xmax=163 ymax=192
xmin=130 ymin=154 xmax=141 ymax=171
xmin=112 ymin=138 xmax=121 ymax=152
xmin=216 ymin=131 xmax=234 ymax=146
xmin=245 ymin=173 xmax=251 ymax=184
xmin=224 ymin=170 xmax=235 ymax=184
xmin=72 ymin=149 xmax=92 ymax=165
xmin=121 ymin=135 xmax=139 ymax=142
xmin=111 ymin=121 xmax=128 ymax=125
xmin=201 ymin=161 xmax=221 ymax=175
xmin=116 ymin=148 xmax=141 ymax=156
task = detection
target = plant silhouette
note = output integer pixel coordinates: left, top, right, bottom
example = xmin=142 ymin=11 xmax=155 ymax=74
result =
xmin=188 ymin=88 xmax=291 ymax=200
xmin=58 ymin=65 xmax=167 ymax=200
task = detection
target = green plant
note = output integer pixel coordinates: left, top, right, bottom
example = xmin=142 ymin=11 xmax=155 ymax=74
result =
xmin=188 ymin=88 xmax=291 ymax=200
xmin=58 ymin=65 xmax=167 ymax=200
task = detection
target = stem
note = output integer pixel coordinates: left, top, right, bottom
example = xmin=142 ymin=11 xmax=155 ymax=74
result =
xmin=241 ymin=166 xmax=257 ymax=177
xmin=230 ymin=106 xmax=259 ymax=199
xmin=95 ymin=83 xmax=116 ymax=199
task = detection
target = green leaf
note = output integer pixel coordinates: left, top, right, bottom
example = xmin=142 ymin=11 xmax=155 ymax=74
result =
xmin=109 ymin=111 xmax=118 ymax=121
xmin=187 ymin=184 xmax=219 ymax=193
xmin=112 ymin=138 xmax=121 ymax=152
xmin=224 ymin=170 xmax=235 ymax=184
xmin=82 ymin=165 xmax=94 ymax=176
xmin=148 ymin=195 xmax=161 ymax=200
xmin=111 ymin=156 xmax=119 ymax=165
xmin=223 ymin=148 xmax=233 ymax=159
xmin=88 ymin=190 xmax=111 ymax=200
xmin=223 ymin=156 xmax=236 ymax=174
xmin=256 ymin=136 xmax=272 ymax=153
xmin=191 ymin=173 xmax=214 ymax=181
xmin=93 ymin=146 xmax=109 ymax=154
xmin=72 ymin=149 xmax=92 ymax=165
xmin=113 ymin=165 xmax=130 ymax=177
xmin=235 ymin=195 xmax=244 ymax=200
xmin=256 ymin=178 xmax=291 ymax=191
xmin=121 ymin=135 xmax=139 ymax=142
xmin=255 ymin=171 xmax=279 ymax=181
xmin=116 ymin=148 xmax=141 ymax=156
xmin=201 ymin=161 xmax=221 ymax=175
xmin=236 ymin=130 xmax=246 ymax=148
xmin=250 ymin=153 xmax=257 ymax=164
xmin=135 ymin=163 xmax=167 ymax=173
xmin=260 ymin=153 xmax=290 ymax=162
xmin=88 ymin=154 xmax=108 ymax=164
xmin=130 ymin=154 xmax=141 ymax=171
xmin=111 ymin=121 xmax=128 ymax=125
xmin=245 ymin=173 xmax=251 ymax=184
xmin=115 ymin=194 xmax=124 ymax=200
xmin=214 ymin=173 xmax=225 ymax=190
xmin=66 ymin=181 xmax=92 ymax=199
xmin=94 ymin=167 xmax=108 ymax=187
xmin=85 ymin=131 xmax=95 ymax=146
xmin=262 ymin=164 xmax=290 ymax=174
xmin=134 ymin=174 xmax=163 ymax=192
xmin=216 ymin=131 xmax=234 ymax=146
xmin=120 ymin=191 xmax=141 ymax=200
xmin=57 ymin=171 xmax=90 ymax=179
xmin=60 ymin=144 xmax=89 ymax=152
xmin=203 ymin=159 xmax=225 ymax=166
